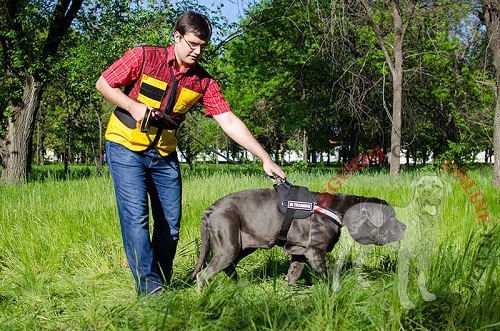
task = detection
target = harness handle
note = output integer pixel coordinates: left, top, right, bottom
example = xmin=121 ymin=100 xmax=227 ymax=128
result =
xmin=274 ymin=176 xmax=293 ymax=187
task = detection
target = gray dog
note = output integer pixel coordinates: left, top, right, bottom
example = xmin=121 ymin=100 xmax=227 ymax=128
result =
xmin=190 ymin=189 xmax=406 ymax=290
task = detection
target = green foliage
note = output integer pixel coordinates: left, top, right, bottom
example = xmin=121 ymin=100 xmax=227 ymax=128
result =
xmin=176 ymin=108 xmax=229 ymax=167
xmin=213 ymin=0 xmax=496 ymax=166
xmin=0 ymin=1 xmax=48 ymax=130
xmin=219 ymin=0 xmax=341 ymax=156
xmin=31 ymin=0 xmax=227 ymax=166
xmin=30 ymin=163 xmax=104 ymax=181
xmin=1 ymin=0 xmax=498 ymax=183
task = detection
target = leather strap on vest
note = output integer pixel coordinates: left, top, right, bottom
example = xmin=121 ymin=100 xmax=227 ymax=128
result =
xmin=114 ymin=107 xmax=137 ymax=129
xmin=147 ymin=74 xmax=179 ymax=149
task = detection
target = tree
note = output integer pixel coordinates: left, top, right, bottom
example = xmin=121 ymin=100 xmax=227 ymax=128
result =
xmin=359 ymin=0 xmax=412 ymax=176
xmin=0 ymin=0 xmax=84 ymax=184
xmin=400 ymin=7 xmax=494 ymax=164
xmin=39 ymin=0 xmax=177 ymax=174
xmin=479 ymin=0 xmax=500 ymax=187
xmin=220 ymin=0 xmax=355 ymax=164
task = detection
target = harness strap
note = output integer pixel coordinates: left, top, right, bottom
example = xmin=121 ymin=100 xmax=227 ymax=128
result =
xmin=277 ymin=185 xmax=299 ymax=245
xmin=274 ymin=180 xmax=343 ymax=246
xmin=313 ymin=205 xmax=342 ymax=227
xmin=113 ymin=47 xmax=147 ymax=130
xmin=276 ymin=202 xmax=342 ymax=246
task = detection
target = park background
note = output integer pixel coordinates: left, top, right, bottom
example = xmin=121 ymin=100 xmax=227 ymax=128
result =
xmin=1 ymin=0 xmax=499 ymax=330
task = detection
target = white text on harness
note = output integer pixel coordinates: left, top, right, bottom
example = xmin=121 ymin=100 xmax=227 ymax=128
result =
xmin=287 ymin=201 xmax=314 ymax=211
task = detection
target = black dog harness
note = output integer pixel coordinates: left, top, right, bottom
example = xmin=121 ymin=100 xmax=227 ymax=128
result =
xmin=274 ymin=180 xmax=342 ymax=245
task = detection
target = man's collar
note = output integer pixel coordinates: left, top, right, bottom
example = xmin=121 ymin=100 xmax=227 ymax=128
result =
xmin=167 ymin=44 xmax=176 ymax=64
xmin=167 ymin=44 xmax=193 ymax=76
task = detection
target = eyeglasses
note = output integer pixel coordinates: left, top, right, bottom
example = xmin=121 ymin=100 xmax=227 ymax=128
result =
xmin=181 ymin=35 xmax=209 ymax=51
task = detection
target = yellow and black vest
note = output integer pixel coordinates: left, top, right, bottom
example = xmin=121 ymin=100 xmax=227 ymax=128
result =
xmin=105 ymin=46 xmax=211 ymax=156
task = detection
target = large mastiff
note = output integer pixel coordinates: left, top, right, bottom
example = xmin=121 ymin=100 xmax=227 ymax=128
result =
xmin=190 ymin=188 xmax=406 ymax=289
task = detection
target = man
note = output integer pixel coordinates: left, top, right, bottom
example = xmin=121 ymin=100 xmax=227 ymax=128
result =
xmin=96 ymin=12 xmax=285 ymax=296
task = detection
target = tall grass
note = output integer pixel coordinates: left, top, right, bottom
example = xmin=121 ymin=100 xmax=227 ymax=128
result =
xmin=0 ymin=164 xmax=498 ymax=330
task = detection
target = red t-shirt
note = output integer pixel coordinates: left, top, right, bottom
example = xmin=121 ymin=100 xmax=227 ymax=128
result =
xmin=101 ymin=44 xmax=231 ymax=117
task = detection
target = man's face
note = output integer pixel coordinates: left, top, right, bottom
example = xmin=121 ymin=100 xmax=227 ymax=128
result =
xmin=174 ymin=31 xmax=209 ymax=68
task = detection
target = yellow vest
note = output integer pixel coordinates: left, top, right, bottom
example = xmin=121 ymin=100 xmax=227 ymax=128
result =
xmin=105 ymin=46 xmax=211 ymax=156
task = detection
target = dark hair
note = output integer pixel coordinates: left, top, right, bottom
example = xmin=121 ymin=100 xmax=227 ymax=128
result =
xmin=175 ymin=12 xmax=212 ymax=41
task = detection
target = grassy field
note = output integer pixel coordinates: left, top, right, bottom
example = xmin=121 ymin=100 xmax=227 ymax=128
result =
xmin=0 ymin=163 xmax=498 ymax=330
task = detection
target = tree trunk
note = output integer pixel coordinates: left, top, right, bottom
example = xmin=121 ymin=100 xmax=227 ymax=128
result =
xmin=35 ymin=120 xmax=44 ymax=166
xmin=481 ymin=0 xmax=500 ymax=187
xmin=279 ymin=142 xmax=284 ymax=167
xmin=494 ymin=87 xmax=500 ymax=187
xmin=389 ymin=0 xmax=403 ymax=176
xmin=361 ymin=0 xmax=406 ymax=177
xmin=92 ymin=107 xmax=104 ymax=174
xmin=1 ymin=74 xmax=43 ymax=184
xmin=1 ymin=0 xmax=83 ymax=184
xmin=302 ymin=130 xmax=308 ymax=163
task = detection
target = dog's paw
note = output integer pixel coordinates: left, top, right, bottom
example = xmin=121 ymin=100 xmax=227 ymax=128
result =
xmin=400 ymin=298 xmax=415 ymax=310
xmin=421 ymin=291 xmax=436 ymax=302
xmin=331 ymin=281 xmax=342 ymax=292
xmin=358 ymin=275 xmax=370 ymax=289
xmin=195 ymin=273 xmax=209 ymax=294
xmin=331 ymin=272 xmax=342 ymax=292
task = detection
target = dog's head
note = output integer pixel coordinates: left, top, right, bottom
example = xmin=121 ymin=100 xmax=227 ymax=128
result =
xmin=410 ymin=175 xmax=449 ymax=217
xmin=343 ymin=200 xmax=406 ymax=245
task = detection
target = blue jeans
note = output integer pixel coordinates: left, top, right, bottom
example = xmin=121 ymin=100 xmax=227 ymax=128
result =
xmin=106 ymin=141 xmax=182 ymax=295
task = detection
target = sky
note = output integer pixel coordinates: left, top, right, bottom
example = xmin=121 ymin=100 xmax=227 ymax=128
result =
xmin=175 ymin=0 xmax=261 ymax=23
xmin=174 ymin=0 xmax=260 ymax=40
xmin=194 ymin=0 xmax=249 ymax=23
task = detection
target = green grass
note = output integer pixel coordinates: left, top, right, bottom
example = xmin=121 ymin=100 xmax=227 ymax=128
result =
xmin=0 ymin=163 xmax=498 ymax=330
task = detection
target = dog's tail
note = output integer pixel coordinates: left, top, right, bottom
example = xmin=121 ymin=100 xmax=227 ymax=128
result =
xmin=189 ymin=210 xmax=211 ymax=282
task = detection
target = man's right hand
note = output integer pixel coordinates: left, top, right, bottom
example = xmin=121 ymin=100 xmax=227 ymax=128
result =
xmin=129 ymin=101 xmax=150 ymax=122
xmin=96 ymin=76 xmax=150 ymax=123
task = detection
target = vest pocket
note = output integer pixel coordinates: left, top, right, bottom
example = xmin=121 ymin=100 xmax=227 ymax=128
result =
xmin=173 ymin=87 xmax=203 ymax=114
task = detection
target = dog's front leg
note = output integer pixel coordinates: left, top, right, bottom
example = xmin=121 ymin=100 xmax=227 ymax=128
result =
xmin=332 ymin=233 xmax=354 ymax=292
xmin=306 ymin=252 xmax=329 ymax=281
xmin=397 ymin=246 xmax=415 ymax=309
xmin=285 ymin=255 xmax=306 ymax=284
xmin=416 ymin=254 xmax=436 ymax=302
xmin=224 ymin=264 xmax=238 ymax=281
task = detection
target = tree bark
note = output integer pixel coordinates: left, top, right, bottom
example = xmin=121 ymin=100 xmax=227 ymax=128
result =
xmin=0 ymin=0 xmax=83 ymax=184
xmin=481 ymin=0 xmax=500 ymax=187
xmin=93 ymin=107 xmax=104 ymax=171
xmin=302 ymin=130 xmax=309 ymax=163
xmin=1 ymin=74 xmax=43 ymax=184
xmin=390 ymin=0 xmax=404 ymax=176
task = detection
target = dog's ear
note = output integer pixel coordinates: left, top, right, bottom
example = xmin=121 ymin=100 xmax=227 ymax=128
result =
xmin=440 ymin=177 xmax=452 ymax=195
xmin=363 ymin=204 xmax=384 ymax=227
xmin=410 ymin=177 xmax=421 ymax=195
xmin=361 ymin=208 xmax=370 ymax=219
xmin=370 ymin=206 xmax=384 ymax=228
